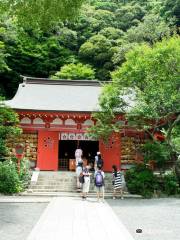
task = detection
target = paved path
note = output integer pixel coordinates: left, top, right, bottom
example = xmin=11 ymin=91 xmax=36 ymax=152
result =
xmin=26 ymin=197 xmax=134 ymax=240
xmin=0 ymin=196 xmax=52 ymax=203
xmin=0 ymin=202 xmax=48 ymax=240
xmin=107 ymin=198 xmax=180 ymax=240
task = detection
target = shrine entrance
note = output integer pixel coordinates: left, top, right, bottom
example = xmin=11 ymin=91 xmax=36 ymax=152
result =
xmin=58 ymin=140 xmax=99 ymax=171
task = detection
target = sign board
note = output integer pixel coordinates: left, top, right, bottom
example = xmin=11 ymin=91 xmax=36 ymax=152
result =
xmin=60 ymin=132 xmax=95 ymax=141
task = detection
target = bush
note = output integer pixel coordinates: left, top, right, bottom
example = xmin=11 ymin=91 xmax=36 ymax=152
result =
xmin=162 ymin=172 xmax=180 ymax=196
xmin=125 ymin=164 xmax=158 ymax=198
xmin=19 ymin=158 xmax=31 ymax=188
xmin=0 ymin=160 xmax=23 ymax=194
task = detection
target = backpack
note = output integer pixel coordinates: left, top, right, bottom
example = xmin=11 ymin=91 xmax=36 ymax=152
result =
xmin=95 ymin=171 xmax=103 ymax=187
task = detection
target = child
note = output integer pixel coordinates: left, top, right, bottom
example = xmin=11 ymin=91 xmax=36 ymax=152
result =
xmin=94 ymin=165 xmax=105 ymax=202
xmin=112 ymin=165 xmax=124 ymax=199
xmin=82 ymin=165 xmax=91 ymax=200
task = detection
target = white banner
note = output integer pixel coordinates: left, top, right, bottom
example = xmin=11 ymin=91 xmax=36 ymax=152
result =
xmin=60 ymin=133 xmax=95 ymax=141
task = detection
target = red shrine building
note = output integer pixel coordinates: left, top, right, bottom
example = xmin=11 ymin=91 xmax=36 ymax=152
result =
xmin=6 ymin=77 xmax=144 ymax=172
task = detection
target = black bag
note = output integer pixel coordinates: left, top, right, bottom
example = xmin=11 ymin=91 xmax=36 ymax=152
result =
xmin=97 ymin=158 xmax=104 ymax=168
xmin=78 ymin=162 xmax=83 ymax=167
xmin=79 ymin=172 xmax=84 ymax=184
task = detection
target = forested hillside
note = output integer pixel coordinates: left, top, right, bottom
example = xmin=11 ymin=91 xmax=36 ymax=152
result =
xmin=0 ymin=0 xmax=179 ymax=98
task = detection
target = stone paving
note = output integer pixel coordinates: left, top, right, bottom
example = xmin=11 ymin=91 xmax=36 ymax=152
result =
xmin=0 ymin=195 xmax=52 ymax=203
xmin=1 ymin=196 xmax=180 ymax=240
xmin=26 ymin=197 xmax=134 ymax=240
xmin=107 ymin=198 xmax=180 ymax=240
xmin=0 ymin=202 xmax=48 ymax=240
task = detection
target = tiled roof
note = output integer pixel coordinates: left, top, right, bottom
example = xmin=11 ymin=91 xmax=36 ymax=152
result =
xmin=5 ymin=77 xmax=103 ymax=112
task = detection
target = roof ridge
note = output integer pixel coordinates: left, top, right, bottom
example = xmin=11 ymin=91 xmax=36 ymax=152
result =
xmin=21 ymin=76 xmax=107 ymax=86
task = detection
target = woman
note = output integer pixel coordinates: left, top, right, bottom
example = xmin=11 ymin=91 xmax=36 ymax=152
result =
xmin=112 ymin=165 xmax=124 ymax=199
xmin=82 ymin=165 xmax=91 ymax=200
xmin=75 ymin=148 xmax=83 ymax=190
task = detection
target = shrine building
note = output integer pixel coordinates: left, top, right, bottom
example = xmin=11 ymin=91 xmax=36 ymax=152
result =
xmin=6 ymin=77 xmax=144 ymax=172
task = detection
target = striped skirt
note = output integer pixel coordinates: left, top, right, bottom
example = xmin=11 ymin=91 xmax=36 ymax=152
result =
xmin=113 ymin=171 xmax=123 ymax=189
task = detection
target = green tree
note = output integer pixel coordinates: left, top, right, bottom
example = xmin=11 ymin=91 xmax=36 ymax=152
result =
xmin=115 ymin=2 xmax=146 ymax=30
xmin=160 ymin=0 xmax=180 ymax=27
xmin=0 ymin=40 xmax=8 ymax=73
xmin=0 ymin=0 xmax=178 ymax=98
xmin=113 ymin=36 xmax=180 ymax=144
xmin=0 ymin=0 xmax=85 ymax=30
xmin=51 ymin=63 xmax=95 ymax=80
xmin=92 ymin=36 xmax=180 ymax=160
xmin=125 ymin=14 xmax=171 ymax=44
xmin=79 ymin=34 xmax=115 ymax=80
xmin=0 ymin=98 xmax=21 ymax=159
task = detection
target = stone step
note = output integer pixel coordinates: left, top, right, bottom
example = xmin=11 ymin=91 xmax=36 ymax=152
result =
xmin=30 ymin=184 xmax=113 ymax=190
xmin=30 ymin=171 xmax=116 ymax=194
xmin=21 ymin=191 xmax=142 ymax=199
xmin=36 ymin=181 xmax=76 ymax=184
xmin=28 ymin=189 xmax=114 ymax=193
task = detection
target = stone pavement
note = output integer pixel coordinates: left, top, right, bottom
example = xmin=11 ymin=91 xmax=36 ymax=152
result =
xmin=0 ymin=195 xmax=52 ymax=203
xmin=26 ymin=197 xmax=134 ymax=240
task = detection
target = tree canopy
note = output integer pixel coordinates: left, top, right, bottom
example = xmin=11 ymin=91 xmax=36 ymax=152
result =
xmin=51 ymin=63 xmax=95 ymax=80
xmin=0 ymin=0 xmax=85 ymax=30
xmin=92 ymin=36 xmax=180 ymax=153
xmin=0 ymin=0 xmax=179 ymax=98
xmin=0 ymin=98 xmax=21 ymax=159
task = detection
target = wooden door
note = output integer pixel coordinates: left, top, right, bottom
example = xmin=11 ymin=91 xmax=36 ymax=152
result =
xmin=37 ymin=131 xmax=59 ymax=170
xmin=99 ymin=133 xmax=120 ymax=172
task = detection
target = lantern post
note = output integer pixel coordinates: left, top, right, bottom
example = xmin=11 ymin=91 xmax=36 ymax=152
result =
xmin=15 ymin=144 xmax=24 ymax=174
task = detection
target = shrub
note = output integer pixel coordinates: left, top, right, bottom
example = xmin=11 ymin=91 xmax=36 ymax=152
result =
xmin=125 ymin=164 xmax=158 ymax=198
xmin=162 ymin=172 xmax=180 ymax=196
xmin=0 ymin=160 xmax=23 ymax=194
xmin=19 ymin=158 xmax=31 ymax=189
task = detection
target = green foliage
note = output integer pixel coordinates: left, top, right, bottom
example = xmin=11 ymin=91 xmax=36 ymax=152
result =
xmin=160 ymin=0 xmax=180 ymax=27
xmin=0 ymin=40 xmax=8 ymax=72
xmin=89 ymin=83 xmax=129 ymax=141
xmin=79 ymin=34 xmax=114 ymax=80
xmin=79 ymin=34 xmax=112 ymax=65
xmin=0 ymin=160 xmax=22 ymax=194
xmin=162 ymin=172 xmax=180 ymax=195
xmin=0 ymin=0 xmax=85 ymax=30
xmin=141 ymin=141 xmax=171 ymax=169
xmin=51 ymin=63 xmax=95 ymax=80
xmin=6 ymin=34 xmax=76 ymax=78
xmin=112 ymin=36 xmax=180 ymax=136
xmin=171 ymin=125 xmax=180 ymax=153
xmin=0 ymin=98 xmax=21 ymax=157
xmin=0 ymin=0 xmax=178 ymax=98
xmin=19 ymin=158 xmax=31 ymax=189
xmin=125 ymin=164 xmax=158 ymax=198
xmin=56 ymin=27 xmax=78 ymax=50
xmin=115 ymin=2 xmax=146 ymax=30
xmin=125 ymin=14 xmax=171 ymax=44
xmin=175 ymin=156 xmax=180 ymax=184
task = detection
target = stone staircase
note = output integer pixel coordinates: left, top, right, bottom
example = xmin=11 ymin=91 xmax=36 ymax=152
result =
xmin=27 ymin=171 xmax=114 ymax=194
